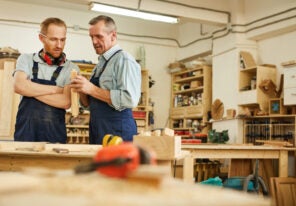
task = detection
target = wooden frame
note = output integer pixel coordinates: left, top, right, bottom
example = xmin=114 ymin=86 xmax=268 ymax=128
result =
xmin=269 ymin=98 xmax=285 ymax=115
xmin=270 ymin=177 xmax=296 ymax=206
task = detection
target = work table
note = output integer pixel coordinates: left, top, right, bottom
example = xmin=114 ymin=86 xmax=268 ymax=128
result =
xmin=0 ymin=171 xmax=271 ymax=206
xmin=0 ymin=141 xmax=101 ymax=171
xmin=181 ymin=143 xmax=296 ymax=183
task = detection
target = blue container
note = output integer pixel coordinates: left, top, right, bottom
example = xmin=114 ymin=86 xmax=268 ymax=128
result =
xmin=223 ymin=177 xmax=254 ymax=191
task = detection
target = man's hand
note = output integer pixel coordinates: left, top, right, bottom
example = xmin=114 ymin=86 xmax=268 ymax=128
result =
xmin=70 ymin=75 xmax=95 ymax=95
xmin=70 ymin=75 xmax=112 ymax=105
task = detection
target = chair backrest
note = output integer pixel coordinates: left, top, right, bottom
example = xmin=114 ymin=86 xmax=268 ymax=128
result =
xmin=270 ymin=177 xmax=296 ymax=206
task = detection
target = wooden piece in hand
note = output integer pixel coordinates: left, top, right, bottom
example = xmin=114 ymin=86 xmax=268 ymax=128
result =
xmin=71 ymin=70 xmax=79 ymax=117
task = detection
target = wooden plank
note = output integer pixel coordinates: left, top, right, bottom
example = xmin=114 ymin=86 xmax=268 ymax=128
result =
xmin=183 ymin=155 xmax=194 ymax=183
xmin=0 ymin=61 xmax=16 ymax=137
xmin=270 ymin=177 xmax=296 ymax=206
xmin=8 ymin=155 xmax=93 ymax=171
xmin=281 ymin=60 xmax=296 ymax=67
xmin=229 ymin=159 xmax=252 ymax=177
xmin=278 ymin=150 xmax=288 ymax=177
xmin=133 ymin=135 xmax=182 ymax=160
xmin=70 ymin=70 xmax=79 ymax=117
xmin=0 ymin=170 xmax=271 ymax=206
xmin=0 ymin=156 xmax=13 ymax=170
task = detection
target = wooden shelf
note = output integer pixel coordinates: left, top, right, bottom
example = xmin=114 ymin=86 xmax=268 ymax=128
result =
xmin=242 ymin=115 xmax=296 ymax=146
xmin=174 ymin=74 xmax=203 ymax=83
xmin=169 ymin=65 xmax=212 ymax=138
xmin=174 ymin=87 xmax=204 ymax=95
xmin=238 ymin=51 xmax=277 ymax=113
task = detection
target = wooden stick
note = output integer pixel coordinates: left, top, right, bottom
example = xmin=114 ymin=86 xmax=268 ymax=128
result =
xmin=70 ymin=70 xmax=79 ymax=117
xmin=255 ymin=140 xmax=293 ymax=147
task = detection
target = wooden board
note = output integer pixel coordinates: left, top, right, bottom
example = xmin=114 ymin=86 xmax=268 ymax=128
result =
xmin=281 ymin=60 xmax=296 ymax=67
xmin=270 ymin=177 xmax=296 ymax=206
xmin=133 ymin=135 xmax=182 ymax=160
xmin=70 ymin=70 xmax=79 ymax=117
xmin=0 ymin=172 xmax=41 ymax=193
xmin=0 ymin=60 xmax=18 ymax=138
xmin=0 ymin=141 xmax=101 ymax=171
xmin=0 ymin=171 xmax=271 ymax=206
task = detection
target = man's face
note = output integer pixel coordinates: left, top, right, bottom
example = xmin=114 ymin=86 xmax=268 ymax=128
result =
xmin=89 ymin=21 xmax=116 ymax=55
xmin=39 ymin=24 xmax=66 ymax=58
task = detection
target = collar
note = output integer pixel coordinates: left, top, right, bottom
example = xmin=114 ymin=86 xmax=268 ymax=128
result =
xmin=101 ymin=44 xmax=121 ymax=61
xmin=33 ymin=52 xmax=44 ymax=63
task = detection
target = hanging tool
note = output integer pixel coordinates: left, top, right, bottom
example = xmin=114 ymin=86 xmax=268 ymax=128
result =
xmin=74 ymin=143 xmax=156 ymax=178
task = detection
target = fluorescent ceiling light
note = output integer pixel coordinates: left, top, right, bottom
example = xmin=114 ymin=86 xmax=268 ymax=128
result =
xmin=89 ymin=2 xmax=179 ymax=24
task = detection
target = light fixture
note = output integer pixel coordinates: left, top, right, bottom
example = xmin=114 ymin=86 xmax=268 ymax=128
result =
xmin=89 ymin=2 xmax=179 ymax=24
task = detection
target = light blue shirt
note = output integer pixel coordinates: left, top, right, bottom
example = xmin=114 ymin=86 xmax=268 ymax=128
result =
xmin=91 ymin=44 xmax=141 ymax=111
xmin=15 ymin=53 xmax=80 ymax=87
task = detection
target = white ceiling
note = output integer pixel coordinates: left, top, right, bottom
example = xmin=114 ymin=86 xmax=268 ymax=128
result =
xmin=7 ymin=0 xmax=231 ymax=25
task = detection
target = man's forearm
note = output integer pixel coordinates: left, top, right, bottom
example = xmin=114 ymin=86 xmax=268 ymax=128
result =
xmin=35 ymin=93 xmax=71 ymax=109
xmin=35 ymin=85 xmax=71 ymax=109
xmin=13 ymin=72 xmax=63 ymax=97
xmin=89 ymin=86 xmax=112 ymax=105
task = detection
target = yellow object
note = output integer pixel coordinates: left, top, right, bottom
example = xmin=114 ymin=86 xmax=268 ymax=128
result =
xmin=102 ymin=134 xmax=123 ymax=147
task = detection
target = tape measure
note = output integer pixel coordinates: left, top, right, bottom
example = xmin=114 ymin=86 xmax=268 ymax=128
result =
xmin=102 ymin=134 xmax=123 ymax=147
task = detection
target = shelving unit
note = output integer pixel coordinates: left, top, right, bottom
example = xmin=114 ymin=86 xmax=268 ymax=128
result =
xmin=169 ymin=65 xmax=212 ymax=138
xmin=238 ymin=51 xmax=277 ymax=113
xmin=133 ymin=69 xmax=152 ymax=133
xmin=242 ymin=115 xmax=295 ymax=146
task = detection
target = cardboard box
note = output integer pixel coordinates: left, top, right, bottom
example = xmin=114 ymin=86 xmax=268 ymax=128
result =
xmin=133 ymin=135 xmax=181 ymax=160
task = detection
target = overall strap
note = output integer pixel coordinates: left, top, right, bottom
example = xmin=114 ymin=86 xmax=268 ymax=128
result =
xmin=51 ymin=65 xmax=63 ymax=82
xmin=99 ymin=49 xmax=122 ymax=76
xmin=32 ymin=61 xmax=39 ymax=80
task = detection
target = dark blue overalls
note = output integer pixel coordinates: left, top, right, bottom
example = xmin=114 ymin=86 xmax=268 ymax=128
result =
xmin=89 ymin=50 xmax=137 ymax=144
xmin=14 ymin=61 xmax=67 ymax=143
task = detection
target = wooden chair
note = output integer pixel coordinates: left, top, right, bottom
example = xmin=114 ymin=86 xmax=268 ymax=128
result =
xmin=270 ymin=177 xmax=296 ymax=206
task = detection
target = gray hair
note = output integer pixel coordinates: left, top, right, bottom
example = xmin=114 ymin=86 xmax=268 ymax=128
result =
xmin=89 ymin=15 xmax=117 ymax=33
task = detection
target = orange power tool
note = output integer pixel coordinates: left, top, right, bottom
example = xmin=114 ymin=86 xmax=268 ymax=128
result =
xmin=74 ymin=143 xmax=156 ymax=178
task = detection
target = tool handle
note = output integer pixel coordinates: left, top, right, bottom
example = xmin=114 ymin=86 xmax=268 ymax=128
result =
xmin=74 ymin=157 xmax=132 ymax=174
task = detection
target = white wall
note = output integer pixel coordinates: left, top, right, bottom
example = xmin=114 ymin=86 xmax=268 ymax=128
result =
xmin=1 ymin=0 xmax=296 ymax=131
xmin=209 ymin=0 xmax=296 ymax=144
xmin=0 ymin=0 xmax=179 ymax=129
xmin=258 ymin=31 xmax=296 ymax=87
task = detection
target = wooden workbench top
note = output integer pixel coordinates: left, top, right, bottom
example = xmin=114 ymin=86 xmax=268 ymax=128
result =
xmin=0 ymin=141 xmax=101 ymax=157
xmin=0 ymin=171 xmax=271 ymax=206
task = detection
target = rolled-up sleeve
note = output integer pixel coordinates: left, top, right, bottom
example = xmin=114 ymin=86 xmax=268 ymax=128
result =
xmin=110 ymin=56 xmax=141 ymax=111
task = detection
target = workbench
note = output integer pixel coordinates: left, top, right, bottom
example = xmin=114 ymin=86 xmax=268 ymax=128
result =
xmin=181 ymin=144 xmax=296 ymax=183
xmin=0 ymin=141 xmax=100 ymax=171
xmin=0 ymin=171 xmax=271 ymax=206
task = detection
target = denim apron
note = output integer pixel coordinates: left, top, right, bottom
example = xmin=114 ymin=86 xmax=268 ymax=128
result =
xmin=14 ymin=61 xmax=66 ymax=143
xmin=89 ymin=50 xmax=137 ymax=144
